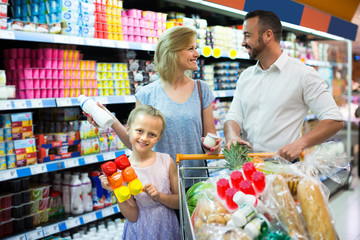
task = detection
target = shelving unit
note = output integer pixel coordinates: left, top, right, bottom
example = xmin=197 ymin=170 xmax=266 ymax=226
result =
xmin=7 ymin=205 xmax=120 ymax=240
xmin=0 ymin=149 xmax=131 ymax=182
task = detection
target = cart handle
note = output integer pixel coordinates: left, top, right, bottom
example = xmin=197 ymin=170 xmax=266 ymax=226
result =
xmin=176 ymin=152 xmax=276 ymax=164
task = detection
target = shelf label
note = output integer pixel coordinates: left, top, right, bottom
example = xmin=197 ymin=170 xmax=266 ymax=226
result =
xmin=0 ymin=169 xmax=18 ymax=181
xmin=102 ymin=40 xmax=115 ymax=48
xmin=71 ymin=36 xmax=84 ymax=45
xmin=7 ymin=234 xmax=26 ymax=240
xmin=26 ymin=229 xmax=44 ymax=240
xmin=83 ymin=212 xmax=97 ymax=223
xmin=57 ymin=98 xmax=73 ymax=107
xmin=54 ymin=35 xmax=69 ymax=44
xmin=0 ymin=100 xmax=12 ymax=110
xmin=103 ymin=152 xmax=115 ymax=160
xmin=31 ymin=164 xmax=47 ymax=175
xmin=31 ymin=99 xmax=44 ymax=108
xmin=95 ymin=96 xmax=108 ymax=104
xmin=85 ymin=155 xmax=98 ymax=164
xmin=102 ymin=207 xmax=114 ymax=217
xmin=64 ymin=158 xmax=79 ymax=168
xmin=43 ymin=224 xmax=60 ymax=236
xmin=117 ymin=41 xmax=129 ymax=49
xmin=0 ymin=30 xmax=15 ymax=39
xmin=66 ymin=217 xmax=81 ymax=229
xmin=86 ymin=38 xmax=100 ymax=46
xmin=14 ymin=100 xmax=27 ymax=109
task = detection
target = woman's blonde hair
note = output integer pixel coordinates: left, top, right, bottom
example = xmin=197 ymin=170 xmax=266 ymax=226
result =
xmin=127 ymin=105 xmax=166 ymax=138
xmin=154 ymin=26 xmax=197 ymax=84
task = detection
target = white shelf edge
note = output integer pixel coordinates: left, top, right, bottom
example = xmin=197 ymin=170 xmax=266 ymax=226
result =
xmin=0 ymin=149 xmax=132 ymax=182
xmin=5 ymin=205 xmax=120 ymax=240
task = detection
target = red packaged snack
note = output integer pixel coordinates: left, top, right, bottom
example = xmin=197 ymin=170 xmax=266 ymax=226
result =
xmin=239 ymin=180 xmax=256 ymax=196
xmin=216 ymin=178 xmax=230 ymax=200
xmin=101 ymin=161 xmax=117 ymax=176
xmin=225 ymin=188 xmax=238 ymax=210
xmin=230 ymin=170 xmax=244 ymax=190
xmin=252 ymin=171 xmax=265 ymax=193
xmin=114 ymin=154 xmax=131 ymax=170
xmin=243 ymin=162 xmax=257 ymax=180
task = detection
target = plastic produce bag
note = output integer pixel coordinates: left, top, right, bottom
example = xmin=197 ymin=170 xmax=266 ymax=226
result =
xmin=196 ymin=224 xmax=251 ymax=240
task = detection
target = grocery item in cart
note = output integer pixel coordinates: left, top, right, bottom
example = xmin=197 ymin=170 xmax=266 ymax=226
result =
xmin=297 ymin=179 xmax=337 ymax=240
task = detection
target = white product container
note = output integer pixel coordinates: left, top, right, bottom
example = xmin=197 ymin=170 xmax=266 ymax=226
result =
xmin=81 ymin=172 xmax=94 ymax=212
xmin=62 ymin=172 xmax=72 ymax=213
xmin=70 ymin=173 xmax=84 ymax=215
xmin=78 ymin=95 xmax=114 ymax=129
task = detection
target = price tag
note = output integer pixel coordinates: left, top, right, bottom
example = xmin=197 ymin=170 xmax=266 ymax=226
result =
xmin=0 ymin=100 xmax=12 ymax=110
xmin=0 ymin=169 xmax=18 ymax=181
xmin=102 ymin=40 xmax=115 ymax=48
xmin=31 ymin=99 xmax=43 ymax=108
xmin=43 ymin=224 xmax=59 ymax=236
xmin=0 ymin=30 xmax=15 ymax=39
xmin=71 ymin=36 xmax=84 ymax=45
xmin=14 ymin=100 xmax=27 ymax=109
xmin=103 ymin=152 xmax=115 ymax=160
xmin=141 ymin=43 xmax=154 ymax=51
xmin=66 ymin=218 xmax=81 ymax=229
xmin=85 ymin=155 xmax=98 ymax=164
xmin=86 ymin=38 xmax=100 ymax=46
xmin=31 ymin=164 xmax=47 ymax=175
xmin=26 ymin=229 xmax=44 ymax=240
xmin=83 ymin=213 xmax=97 ymax=224
xmin=57 ymin=98 xmax=72 ymax=107
xmin=7 ymin=234 xmax=26 ymax=240
xmin=64 ymin=159 xmax=79 ymax=168
xmin=102 ymin=207 xmax=114 ymax=217
xmin=96 ymin=96 xmax=108 ymax=104
xmin=54 ymin=35 xmax=69 ymax=44
xmin=117 ymin=41 xmax=130 ymax=49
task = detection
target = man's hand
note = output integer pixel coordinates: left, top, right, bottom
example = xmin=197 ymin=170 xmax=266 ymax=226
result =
xmin=225 ymin=137 xmax=252 ymax=150
xmin=143 ymin=184 xmax=160 ymax=202
xmin=277 ymin=141 xmax=304 ymax=162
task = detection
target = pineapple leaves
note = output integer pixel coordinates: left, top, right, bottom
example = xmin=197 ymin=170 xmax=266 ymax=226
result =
xmin=223 ymin=142 xmax=251 ymax=170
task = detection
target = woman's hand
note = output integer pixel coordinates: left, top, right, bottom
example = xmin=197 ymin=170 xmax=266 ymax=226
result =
xmin=99 ymin=175 xmax=114 ymax=192
xmin=143 ymin=183 xmax=160 ymax=202
xmin=202 ymin=137 xmax=222 ymax=155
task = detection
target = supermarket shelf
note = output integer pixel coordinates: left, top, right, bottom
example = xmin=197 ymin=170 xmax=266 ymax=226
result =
xmin=305 ymin=59 xmax=348 ymax=68
xmin=5 ymin=205 xmax=120 ymax=240
xmin=0 ymin=149 xmax=131 ymax=182
xmin=0 ymin=30 xmax=249 ymax=60
xmin=0 ymin=30 xmax=156 ymax=51
xmin=0 ymin=98 xmax=56 ymax=111
xmin=0 ymin=91 xmax=234 ymax=110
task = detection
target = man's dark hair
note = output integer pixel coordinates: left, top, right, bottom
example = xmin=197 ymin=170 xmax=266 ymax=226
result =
xmin=245 ymin=10 xmax=282 ymax=42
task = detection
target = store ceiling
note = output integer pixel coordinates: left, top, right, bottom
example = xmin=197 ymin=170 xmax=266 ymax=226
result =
xmin=295 ymin=0 xmax=360 ymax=54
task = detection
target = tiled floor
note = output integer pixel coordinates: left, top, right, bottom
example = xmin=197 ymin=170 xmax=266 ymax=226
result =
xmin=330 ymin=172 xmax=360 ymax=240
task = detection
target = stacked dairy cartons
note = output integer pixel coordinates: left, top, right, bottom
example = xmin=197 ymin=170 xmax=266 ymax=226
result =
xmin=59 ymin=0 xmax=96 ymax=38
xmin=94 ymin=0 xmax=123 ymax=40
xmin=96 ymin=62 xmax=130 ymax=96
xmin=208 ymin=26 xmax=236 ymax=52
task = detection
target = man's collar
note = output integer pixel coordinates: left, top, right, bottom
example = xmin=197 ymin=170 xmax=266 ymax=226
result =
xmin=254 ymin=51 xmax=288 ymax=72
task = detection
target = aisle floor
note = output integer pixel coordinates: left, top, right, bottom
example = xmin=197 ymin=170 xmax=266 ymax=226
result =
xmin=330 ymin=173 xmax=360 ymax=240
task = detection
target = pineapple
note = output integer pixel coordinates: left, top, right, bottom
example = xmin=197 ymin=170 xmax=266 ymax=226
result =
xmin=223 ymin=142 xmax=251 ymax=170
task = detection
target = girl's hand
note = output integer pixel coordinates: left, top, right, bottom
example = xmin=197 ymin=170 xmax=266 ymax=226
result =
xmin=202 ymin=137 xmax=222 ymax=155
xmin=82 ymin=102 xmax=114 ymax=128
xmin=143 ymin=184 xmax=160 ymax=202
xmin=99 ymin=175 xmax=114 ymax=192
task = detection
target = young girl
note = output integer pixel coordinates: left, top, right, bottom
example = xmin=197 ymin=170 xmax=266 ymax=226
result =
xmin=99 ymin=105 xmax=180 ymax=240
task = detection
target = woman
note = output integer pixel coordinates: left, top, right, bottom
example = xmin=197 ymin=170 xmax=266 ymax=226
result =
xmin=86 ymin=26 xmax=221 ymax=187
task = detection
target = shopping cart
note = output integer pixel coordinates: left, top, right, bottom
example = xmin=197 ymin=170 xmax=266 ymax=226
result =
xmin=176 ymin=153 xmax=275 ymax=240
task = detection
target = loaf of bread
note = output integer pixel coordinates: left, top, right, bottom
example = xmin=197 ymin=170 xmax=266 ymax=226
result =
xmin=271 ymin=175 xmax=308 ymax=240
xmin=297 ymin=179 xmax=337 ymax=240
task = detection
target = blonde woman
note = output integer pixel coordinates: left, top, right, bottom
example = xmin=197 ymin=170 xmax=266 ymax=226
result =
xmin=86 ymin=27 xmax=221 ymax=187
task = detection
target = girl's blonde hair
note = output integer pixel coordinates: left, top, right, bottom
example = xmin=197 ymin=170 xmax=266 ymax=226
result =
xmin=127 ymin=105 xmax=166 ymax=137
xmin=154 ymin=26 xmax=197 ymax=84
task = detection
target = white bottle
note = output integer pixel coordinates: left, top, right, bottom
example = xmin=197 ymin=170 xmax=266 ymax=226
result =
xmin=52 ymin=173 xmax=62 ymax=192
xmin=81 ymin=172 xmax=93 ymax=212
xmin=70 ymin=173 xmax=84 ymax=215
xmin=78 ymin=95 xmax=114 ymax=129
xmin=62 ymin=172 xmax=72 ymax=213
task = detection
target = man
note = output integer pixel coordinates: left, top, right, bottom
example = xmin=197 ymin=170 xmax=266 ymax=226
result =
xmin=224 ymin=10 xmax=344 ymax=161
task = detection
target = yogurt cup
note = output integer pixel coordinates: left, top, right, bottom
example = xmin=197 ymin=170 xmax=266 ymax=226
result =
xmin=203 ymin=133 xmax=220 ymax=148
